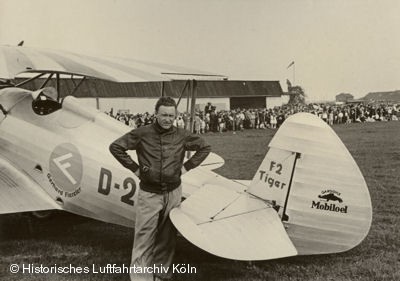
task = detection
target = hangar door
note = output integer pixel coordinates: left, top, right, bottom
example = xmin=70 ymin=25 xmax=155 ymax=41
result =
xmin=230 ymin=96 xmax=266 ymax=110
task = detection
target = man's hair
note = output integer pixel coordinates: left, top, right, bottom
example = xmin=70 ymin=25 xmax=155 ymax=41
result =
xmin=155 ymin=97 xmax=177 ymax=113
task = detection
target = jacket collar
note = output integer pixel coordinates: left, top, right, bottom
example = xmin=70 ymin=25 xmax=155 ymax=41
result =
xmin=153 ymin=120 xmax=175 ymax=134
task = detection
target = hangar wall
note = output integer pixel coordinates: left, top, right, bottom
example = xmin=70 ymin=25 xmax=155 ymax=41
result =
xmin=79 ymin=97 xmax=231 ymax=114
xmin=267 ymin=96 xmax=288 ymax=109
xmin=79 ymin=96 xmax=286 ymax=114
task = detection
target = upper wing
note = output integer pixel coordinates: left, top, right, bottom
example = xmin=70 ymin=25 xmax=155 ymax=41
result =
xmin=0 ymin=156 xmax=61 ymax=214
xmin=0 ymin=45 xmax=227 ymax=82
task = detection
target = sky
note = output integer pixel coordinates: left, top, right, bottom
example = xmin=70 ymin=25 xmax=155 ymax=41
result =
xmin=0 ymin=0 xmax=399 ymax=101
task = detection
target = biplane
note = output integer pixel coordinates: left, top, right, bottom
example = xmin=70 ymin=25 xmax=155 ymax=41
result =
xmin=0 ymin=45 xmax=372 ymax=261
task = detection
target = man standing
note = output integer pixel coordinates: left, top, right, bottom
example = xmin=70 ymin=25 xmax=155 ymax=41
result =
xmin=109 ymin=97 xmax=211 ymax=281
xmin=204 ymin=102 xmax=212 ymax=114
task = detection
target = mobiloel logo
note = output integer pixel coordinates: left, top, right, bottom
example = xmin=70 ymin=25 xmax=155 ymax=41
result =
xmin=311 ymin=190 xmax=348 ymax=213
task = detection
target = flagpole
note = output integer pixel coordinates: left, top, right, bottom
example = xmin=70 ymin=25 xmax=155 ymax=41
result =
xmin=287 ymin=61 xmax=295 ymax=84
xmin=293 ymin=63 xmax=295 ymax=84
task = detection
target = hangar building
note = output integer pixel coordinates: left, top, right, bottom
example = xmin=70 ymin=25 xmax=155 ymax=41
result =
xmin=19 ymin=79 xmax=286 ymax=114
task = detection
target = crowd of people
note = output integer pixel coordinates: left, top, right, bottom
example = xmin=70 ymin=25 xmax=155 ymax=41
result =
xmin=107 ymin=101 xmax=400 ymax=133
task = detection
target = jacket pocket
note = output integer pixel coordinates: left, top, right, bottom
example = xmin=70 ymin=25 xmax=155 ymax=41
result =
xmin=140 ymin=165 xmax=158 ymax=183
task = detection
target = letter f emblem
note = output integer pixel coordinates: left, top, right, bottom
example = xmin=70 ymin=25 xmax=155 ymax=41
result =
xmin=53 ymin=153 xmax=77 ymax=185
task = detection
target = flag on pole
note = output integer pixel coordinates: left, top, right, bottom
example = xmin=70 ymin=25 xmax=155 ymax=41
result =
xmin=287 ymin=61 xmax=295 ymax=69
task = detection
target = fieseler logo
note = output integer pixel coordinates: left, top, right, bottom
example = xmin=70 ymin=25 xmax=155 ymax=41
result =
xmin=48 ymin=143 xmax=83 ymax=197
xmin=311 ymin=189 xmax=348 ymax=214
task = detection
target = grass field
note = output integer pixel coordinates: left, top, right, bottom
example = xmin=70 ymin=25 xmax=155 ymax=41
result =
xmin=1 ymin=121 xmax=399 ymax=281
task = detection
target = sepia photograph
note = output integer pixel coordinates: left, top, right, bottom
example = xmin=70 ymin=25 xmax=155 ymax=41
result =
xmin=0 ymin=1 xmax=399 ymax=280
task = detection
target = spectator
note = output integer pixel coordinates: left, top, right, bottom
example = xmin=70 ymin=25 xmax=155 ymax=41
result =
xmin=176 ymin=115 xmax=185 ymax=129
xmin=108 ymin=101 xmax=399 ymax=132
xmin=204 ymin=102 xmax=213 ymax=114
xmin=194 ymin=113 xmax=201 ymax=134
xmin=270 ymin=113 xmax=277 ymax=129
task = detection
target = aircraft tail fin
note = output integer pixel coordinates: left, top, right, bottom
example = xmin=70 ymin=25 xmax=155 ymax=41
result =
xmin=248 ymin=113 xmax=372 ymax=255
xmin=246 ymin=147 xmax=298 ymax=212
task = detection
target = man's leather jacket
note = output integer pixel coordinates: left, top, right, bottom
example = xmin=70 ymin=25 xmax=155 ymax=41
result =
xmin=109 ymin=122 xmax=211 ymax=193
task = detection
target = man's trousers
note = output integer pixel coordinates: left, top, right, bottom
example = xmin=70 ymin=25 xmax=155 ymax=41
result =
xmin=130 ymin=186 xmax=182 ymax=281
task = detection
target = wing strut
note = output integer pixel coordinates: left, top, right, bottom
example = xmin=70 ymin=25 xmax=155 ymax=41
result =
xmin=70 ymin=76 xmax=87 ymax=96
xmin=39 ymin=73 xmax=54 ymax=89
xmin=15 ymin=73 xmax=46 ymax=87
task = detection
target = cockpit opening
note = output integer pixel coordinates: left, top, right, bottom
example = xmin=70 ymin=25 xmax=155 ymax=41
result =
xmin=31 ymin=87 xmax=62 ymax=115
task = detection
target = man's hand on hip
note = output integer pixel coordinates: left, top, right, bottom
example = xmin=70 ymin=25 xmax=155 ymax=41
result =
xmin=134 ymin=169 xmax=140 ymax=177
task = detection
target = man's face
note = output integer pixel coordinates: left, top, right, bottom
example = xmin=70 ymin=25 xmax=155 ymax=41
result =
xmin=156 ymin=105 xmax=176 ymax=129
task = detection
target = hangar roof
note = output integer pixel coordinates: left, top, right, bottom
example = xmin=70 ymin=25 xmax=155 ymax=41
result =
xmin=362 ymin=90 xmax=400 ymax=102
